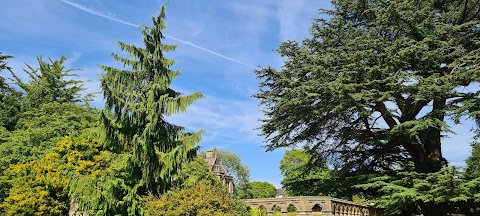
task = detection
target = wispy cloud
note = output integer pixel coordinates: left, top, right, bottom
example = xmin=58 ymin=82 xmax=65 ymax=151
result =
xmin=59 ymin=0 xmax=256 ymax=69
xmin=168 ymin=94 xmax=263 ymax=144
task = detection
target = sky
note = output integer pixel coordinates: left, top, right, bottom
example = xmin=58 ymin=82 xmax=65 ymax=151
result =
xmin=0 ymin=0 xmax=476 ymax=188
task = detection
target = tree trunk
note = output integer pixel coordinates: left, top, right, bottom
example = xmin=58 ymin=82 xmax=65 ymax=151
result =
xmin=402 ymin=133 xmax=448 ymax=216
xmin=412 ymin=132 xmax=443 ymax=173
xmin=413 ymin=129 xmax=447 ymax=216
xmin=403 ymin=98 xmax=447 ymax=216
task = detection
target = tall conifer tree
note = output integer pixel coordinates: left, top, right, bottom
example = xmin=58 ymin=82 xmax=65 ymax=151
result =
xmin=255 ymin=0 xmax=480 ymax=215
xmin=100 ymin=5 xmax=202 ymax=199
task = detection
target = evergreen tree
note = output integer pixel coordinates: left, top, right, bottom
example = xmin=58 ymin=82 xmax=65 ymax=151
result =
xmin=466 ymin=142 xmax=480 ymax=180
xmin=0 ymin=55 xmax=97 ymax=205
xmin=280 ymin=149 xmax=375 ymax=200
xmin=0 ymin=55 xmax=98 ymax=170
xmin=0 ymin=103 xmax=98 ymax=171
xmin=81 ymin=6 xmax=202 ymax=215
xmin=357 ymin=166 xmax=480 ymax=215
xmin=0 ymin=53 xmax=12 ymax=72
xmin=255 ymin=1 xmax=480 ymax=215
xmin=0 ymin=54 xmax=13 ymax=89
xmin=9 ymin=56 xmax=92 ymax=108
xmin=0 ymin=53 xmax=22 ymax=131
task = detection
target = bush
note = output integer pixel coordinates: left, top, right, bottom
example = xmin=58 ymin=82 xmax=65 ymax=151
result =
xmin=249 ymin=207 xmax=266 ymax=216
xmin=145 ymin=183 xmax=236 ymax=216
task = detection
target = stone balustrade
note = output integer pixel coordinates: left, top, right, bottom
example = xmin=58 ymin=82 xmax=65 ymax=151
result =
xmin=243 ymin=196 xmax=381 ymax=216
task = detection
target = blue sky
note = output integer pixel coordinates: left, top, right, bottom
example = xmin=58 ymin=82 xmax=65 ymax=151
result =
xmin=0 ymin=0 xmax=475 ymax=187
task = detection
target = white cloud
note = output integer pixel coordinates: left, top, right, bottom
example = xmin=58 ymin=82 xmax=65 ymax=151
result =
xmin=168 ymin=94 xmax=263 ymax=145
xmin=59 ymin=0 xmax=256 ymax=69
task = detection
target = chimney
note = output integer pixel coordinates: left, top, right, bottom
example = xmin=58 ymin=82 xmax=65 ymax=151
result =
xmin=205 ymin=150 xmax=216 ymax=159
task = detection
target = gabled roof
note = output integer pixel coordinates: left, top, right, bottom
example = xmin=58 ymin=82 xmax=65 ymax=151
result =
xmin=205 ymin=157 xmax=216 ymax=166
xmin=205 ymin=154 xmax=230 ymax=176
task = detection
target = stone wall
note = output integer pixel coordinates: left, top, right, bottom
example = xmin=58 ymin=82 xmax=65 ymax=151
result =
xmin=243 ymin=196 xmax=381 ymax=216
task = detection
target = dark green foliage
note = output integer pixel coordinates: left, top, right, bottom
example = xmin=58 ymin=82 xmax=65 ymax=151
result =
xmin=357 ymin=167 xmax=480 ymax=215
xmin=271 ymin=205 xmax=281 ymax=213
xmin=0 ymin=53 xmax=13 ymax=90
xmin=68 ymin=160 xmax=137 ymax=215
xmin=255 ymin=0 xmax=480 ymax=174
xmin=279 ymin=149 xmax=376 ymax=200
xmin=248 ymin=181 xmax=277 ymax=199
xmin=9 ymin=56 xmax=92 ymax=108
xmin=279 ymin=149 xmax=331 ymax=196
xmin=100 ymin=5 xmax=202 ymax=193
xmin=70 ymin=6 xmax=202 ymax=215
xmin=0 ymin=55 xmax=99 ymax=206
xmin=0 ymin=53 xmax=22 ymax=131
xmin=0 ymin=103 xmax=98 ymax=206
xmin=255 ymin=1 xmax=480 ymax=215
xmin=0 ymin=89 xmax=22 ymax=132
xmin=1 ymin=55 xmax=97 ymax=167
xmin=0 ymin=103 xmax=98 ymax=171
xmin=1 ymin=6 xmax=202 ymax=215
xmin=466 ymin=142 xmax=480 ymax=180
xmin=287 ymin=204 xmax=297 ymax=212
xmin=0 ymin=53 xmax=12 ymax=72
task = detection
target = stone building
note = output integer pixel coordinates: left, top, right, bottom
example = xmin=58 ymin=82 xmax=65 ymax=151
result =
xmin=205 ymin=150 xmax=234 ymax=194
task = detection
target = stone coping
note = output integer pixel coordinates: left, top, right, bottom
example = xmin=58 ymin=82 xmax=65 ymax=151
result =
xmin=243 ymin=196 xmax=373 ymax=208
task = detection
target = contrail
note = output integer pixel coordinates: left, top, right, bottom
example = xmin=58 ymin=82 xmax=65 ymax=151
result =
xmin=59 ymin=0 xmax=256 ymax=69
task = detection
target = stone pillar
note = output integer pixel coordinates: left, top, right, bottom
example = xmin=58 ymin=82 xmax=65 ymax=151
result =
xmin=321 ymin=199 xmax=334 ymax=216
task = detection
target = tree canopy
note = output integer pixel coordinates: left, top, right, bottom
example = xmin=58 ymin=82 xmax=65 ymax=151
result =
xmin=144 ymin=155 xmax=234 ymax=215
xmin=357 ymin=166 xmax=480 ymax=215
xmin=4 ymin=1 xmax=480 ymax=216
xmin=0 ymin=53 xmax=22 ymax=131
xmin=0 ymin=56 xmax=98 ymax=208
xmin=280 ymin=149 xmax=332 ymax=196
xmin=0 ymin=132 xmax=108 ymax=216
xmin=144 ymin=183 xmax=236 ymax=216
xmin=466 ymin=142 xmax=480 ymax=180
xmin=175 ymin=156 xmax=222 ymax=188
xmin=9 ymin=56 xmax=92 ymax=108
xmin=255 ymin=0 xmax=480 ymax=215
xmin=211 ymin=148 xmax=251 ymax=198
xmin=0 ymin=102 xmax=98 ymax=171
xmin=248 ymin=181 xmax=277 ymax=199
xmin=69 ymin=6 xmax=203 ymax=215
xmin=279 ymin=149 xmax=371 ymax=200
